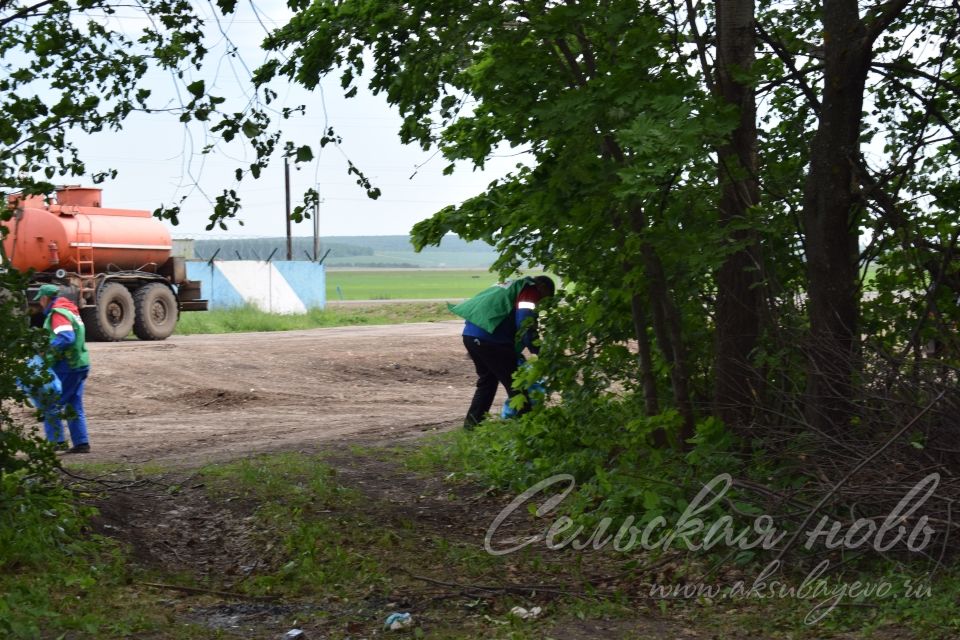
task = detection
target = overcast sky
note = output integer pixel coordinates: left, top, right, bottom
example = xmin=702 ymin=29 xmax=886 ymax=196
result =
xmin=69 ymin=0 xmax=519 ymax=240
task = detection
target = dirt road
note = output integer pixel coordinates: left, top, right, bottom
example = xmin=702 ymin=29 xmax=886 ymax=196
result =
xmin=67 ymin=321 xmax=484 ymax=466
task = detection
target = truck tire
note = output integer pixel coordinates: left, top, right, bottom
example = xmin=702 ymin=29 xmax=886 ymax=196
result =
xmin=133 ymin=283 xmax=179 ymax=340
xmin=82 ymin=282 xmax=135 ymax=341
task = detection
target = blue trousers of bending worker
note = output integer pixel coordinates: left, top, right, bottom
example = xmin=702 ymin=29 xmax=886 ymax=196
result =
xmin=44 ymin=363 xmax=90 ymax=446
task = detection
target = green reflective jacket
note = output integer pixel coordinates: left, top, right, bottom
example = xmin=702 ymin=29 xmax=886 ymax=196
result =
xmin=43 ymin=306 xmax=90 ymax=370
xmin=448 ymin=277 xmax=533 ymax=334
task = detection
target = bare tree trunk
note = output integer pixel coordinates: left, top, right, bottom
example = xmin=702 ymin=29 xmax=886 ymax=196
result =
xmin=801 ymin=0 xmax=870 ymax=434
xmin=713 ymin=0 xmax=763 ymax=431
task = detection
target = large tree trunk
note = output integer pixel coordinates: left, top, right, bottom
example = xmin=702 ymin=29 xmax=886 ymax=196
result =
xmin=801 ymin=0 xmax=870 ymax=434
xmin=713 ymin=0 xmax=763 ymax=431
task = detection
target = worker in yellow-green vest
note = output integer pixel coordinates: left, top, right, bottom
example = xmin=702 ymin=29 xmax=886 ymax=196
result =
xmin=35 ymin=283 xmax=92 ymax=454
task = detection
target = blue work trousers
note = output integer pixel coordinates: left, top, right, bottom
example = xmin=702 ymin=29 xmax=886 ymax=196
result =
xmin=44 ymin=365 xmax=90 ymax=446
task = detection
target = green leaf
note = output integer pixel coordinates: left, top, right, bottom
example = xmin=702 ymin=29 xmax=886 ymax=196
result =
xmin=295 ymin=145 xmax=314 ymax=163
xmin=186 ymin=79 xmax=205 ymax=98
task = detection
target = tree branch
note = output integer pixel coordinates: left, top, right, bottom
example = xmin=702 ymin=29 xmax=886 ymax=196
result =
xmin=873 ymin=69 xmax=960 ymax=142
xmin=872 ymin=61 xmax=960 ymax=99
xmin=683 ymin=0 xmax=715 ymax=93
xmin=863 ymin=0 xmax=913 ymax=47
xmin=755 ymin=23 xmax=821 ymax=114
xmin=773 ymin=390 xmax=946 ymax=562
xmin=573 ymin=24 xmax=598 ymax=78
xmin=552 ymin=36 xmax=589 ymax=88
xmin=0 ymin=0 xmax=59 ymax=28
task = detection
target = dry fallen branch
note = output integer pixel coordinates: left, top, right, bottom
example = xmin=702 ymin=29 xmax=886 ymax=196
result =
xmin=773 ymin=391 xmax=946 ymax=562
xmin=722 ymin=334 xmax=960 ymax=564
xmin=139 ymin=581 xmax=278 ymax=601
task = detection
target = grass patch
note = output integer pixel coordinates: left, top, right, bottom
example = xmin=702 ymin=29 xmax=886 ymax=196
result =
xmin=707 ymin=563 xmax=960 ymax=639
xmin=0 ymin=472 xmax=205 ymax=638
xmin=175 ymin=301 xmax=455 ymax=334
xmin=194 ymin=450 xmax=599 ymax=636
xmin=199 ymin=453 xmax=380 ymax=597
xmin=402 ymin=418 xmax=521 ymax=483
xmin=200 ymin=452 xmax=349 ymax=506
xmin=17 ymin=444 xmax=955 ymax=638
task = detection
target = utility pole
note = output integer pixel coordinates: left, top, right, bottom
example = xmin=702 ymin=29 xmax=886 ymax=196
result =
xmin=284 ymin=157 xmax=292 ymax=261
xmin=313 ymin=186 xmax=320 ymax=261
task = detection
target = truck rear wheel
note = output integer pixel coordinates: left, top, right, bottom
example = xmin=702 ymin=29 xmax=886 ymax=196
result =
xmin=82 ymin=282 xmax=135 ymax=341
xmin=133 ymin=283 xmax=178 ymax=340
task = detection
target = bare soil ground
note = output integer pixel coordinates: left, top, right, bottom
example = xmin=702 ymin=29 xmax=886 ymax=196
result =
xmin=67 ymin=320 xmax=476 ymax=466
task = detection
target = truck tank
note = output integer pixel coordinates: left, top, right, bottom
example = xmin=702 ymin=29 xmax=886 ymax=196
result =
xmin=1 ymin=187 xmax=206 ymax=342
xmin=3 ymin=187 xmax=172 ymax=273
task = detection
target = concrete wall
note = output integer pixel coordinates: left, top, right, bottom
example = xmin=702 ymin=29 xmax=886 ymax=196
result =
xmin=185 ymin=260 xmax=325 ymax=313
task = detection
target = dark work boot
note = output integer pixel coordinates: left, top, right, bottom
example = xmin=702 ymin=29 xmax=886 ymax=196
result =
xmin=62 ymin=443 xmax=91 ymax=454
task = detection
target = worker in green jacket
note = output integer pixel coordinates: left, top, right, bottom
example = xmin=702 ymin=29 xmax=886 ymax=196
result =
xmin=35 ymin=283 xmax=92 ymax=453
xmin=450 ymin=275 xmax=555 ymax=429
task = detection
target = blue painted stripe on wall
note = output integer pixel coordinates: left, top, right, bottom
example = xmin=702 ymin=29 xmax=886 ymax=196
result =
xmin=273 ymin=261 xmax=326 ymax=309
xmin=186 ymin=262 xmax=246 ymax=310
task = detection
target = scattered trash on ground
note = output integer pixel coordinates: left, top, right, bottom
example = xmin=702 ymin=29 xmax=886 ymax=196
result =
xmin=384 ymin=612 xmax=413 ymax=631
xmin=509 ymin=606 xmax=543 ymax=620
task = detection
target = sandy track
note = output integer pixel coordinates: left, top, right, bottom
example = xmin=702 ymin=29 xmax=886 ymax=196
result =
xmin=62 ymin=321 xmax=487 ymax=466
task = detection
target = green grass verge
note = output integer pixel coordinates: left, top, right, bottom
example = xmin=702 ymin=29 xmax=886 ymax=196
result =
xmin=198 ymin=453 xmax=379 ymax=598
xmin=325 ymin=269 xmax=548 ymax=301
xmin=0 ymin=473 xmax=181 ymax=638
xmin=2 ymin=450 xmax=580 ymax=639
xmin=175 ymin=302 xmax=455 ymax=335
xmin=193 ymin=451 xmax=606 ymax=637
xmin=9 ymin=447 xmax=960 ymax=638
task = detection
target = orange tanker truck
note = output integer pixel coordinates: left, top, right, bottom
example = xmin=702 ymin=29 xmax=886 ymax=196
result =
xmin=1 ymin=186 xmax=207 ymax=341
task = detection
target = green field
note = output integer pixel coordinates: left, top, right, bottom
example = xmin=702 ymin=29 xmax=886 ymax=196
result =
xmin=321 ymin=250 xmax=499 ymax=268
xmin=324 ymin=269 xmax=546 ymax=301
xmin=175 ymin=302 xmax=455 ymax=334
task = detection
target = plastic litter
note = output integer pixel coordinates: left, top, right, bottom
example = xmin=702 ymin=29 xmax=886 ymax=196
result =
xmin=283 ymin=629 xmax=305 ymax=639
xmin=509 ymin=606 xmax=543 ymax=620
xmin=384 ymin=612 xmax=413 ymax=631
